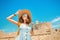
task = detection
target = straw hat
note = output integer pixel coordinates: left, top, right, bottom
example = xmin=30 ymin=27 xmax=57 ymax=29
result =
xmin=18 ymin=10 xmax=32 ymax=22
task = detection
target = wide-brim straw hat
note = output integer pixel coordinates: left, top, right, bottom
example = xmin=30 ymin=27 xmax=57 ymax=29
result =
xmin=18 ymin=10 xmax=32 ymax=22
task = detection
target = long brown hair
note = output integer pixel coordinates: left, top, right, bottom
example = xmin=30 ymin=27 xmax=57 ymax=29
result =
xmin=18 ymin=10 xmax=32 ymax=26
xmin=19 ymin=14 xmax=31 ymax=24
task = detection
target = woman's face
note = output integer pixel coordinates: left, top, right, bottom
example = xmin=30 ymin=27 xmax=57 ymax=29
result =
xmin=22 ymin=14 xmax=28 ymax=20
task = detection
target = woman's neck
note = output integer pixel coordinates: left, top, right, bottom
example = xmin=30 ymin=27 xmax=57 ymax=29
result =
xmin=23 ymin=19 xmax=29 ymax=26
xmin=24 ymin=20 xmax=26 ymax=24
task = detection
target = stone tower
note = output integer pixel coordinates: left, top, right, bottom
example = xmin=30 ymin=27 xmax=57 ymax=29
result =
xmin=35 ymin=20 xmax=40 ymax=29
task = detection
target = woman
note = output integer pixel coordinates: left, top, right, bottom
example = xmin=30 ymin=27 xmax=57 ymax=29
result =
xmin=7 ymin=10 xmax=34 ymax=40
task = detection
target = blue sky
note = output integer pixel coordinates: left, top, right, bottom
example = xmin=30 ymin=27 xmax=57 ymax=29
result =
xmin=0 ymin=0 xmax=60 ymax=33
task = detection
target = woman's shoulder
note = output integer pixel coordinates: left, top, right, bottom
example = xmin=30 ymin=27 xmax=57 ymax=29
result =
xmin=19 ymin=23 xmax=25 ymax=27
xmin=20 ymin=23 xmax=25 ymax=25
xmin=18 ymin=23 xmax=23 ymax=28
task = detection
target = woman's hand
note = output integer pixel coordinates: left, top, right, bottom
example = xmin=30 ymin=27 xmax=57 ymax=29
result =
xmin=30 ymin=30 xmax=34 ymax=36
xmin=15 ymin=11 xmax=19 ymax=15
xmin=15 ymin=10 xmax=20 ymax=15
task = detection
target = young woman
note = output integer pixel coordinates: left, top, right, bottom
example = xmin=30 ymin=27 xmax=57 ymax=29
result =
xmin=6 ymin=10 xmax=34 ymax=40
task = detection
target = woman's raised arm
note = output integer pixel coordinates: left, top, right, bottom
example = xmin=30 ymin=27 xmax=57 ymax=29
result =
xmin=6 ymin=12 xmax=19 ymax=26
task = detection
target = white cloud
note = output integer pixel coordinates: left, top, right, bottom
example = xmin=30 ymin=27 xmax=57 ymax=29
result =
xmin=51 ymin=17 xmax=60 ymax=29
xmin=53 ymin=24 xmax=60 ymax=27
xmin=51 ymin=17 xmax=60 ymax=23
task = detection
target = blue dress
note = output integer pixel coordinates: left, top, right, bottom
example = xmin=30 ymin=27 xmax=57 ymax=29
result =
xmin=15 ymin=23 xmax=32 ymax=40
